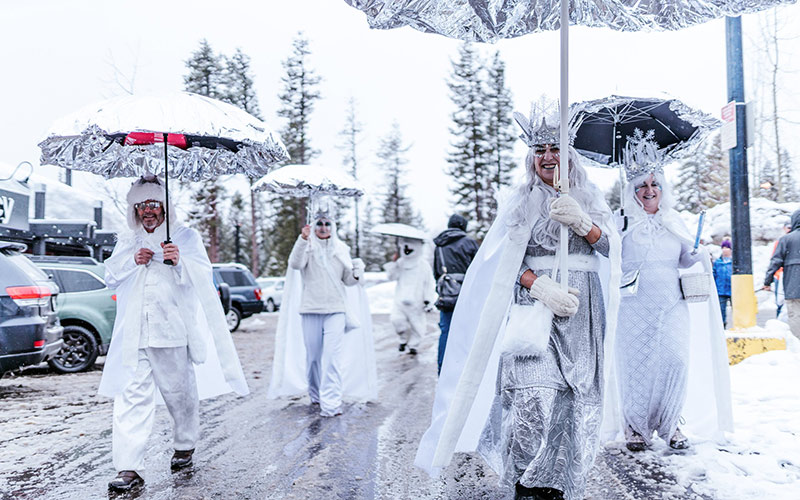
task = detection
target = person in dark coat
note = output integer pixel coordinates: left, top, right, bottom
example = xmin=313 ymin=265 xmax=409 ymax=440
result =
xmin=432 ymin=214 xmax=479 ymax=374
xmin=764 ymin=209 xmax=800 ymax=341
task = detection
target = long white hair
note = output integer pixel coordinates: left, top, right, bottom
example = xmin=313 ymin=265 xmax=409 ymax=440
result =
xmin=506 ymin=146 xmax=611 ymax=251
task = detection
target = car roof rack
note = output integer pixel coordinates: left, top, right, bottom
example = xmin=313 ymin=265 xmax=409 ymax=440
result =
xmin=27 ymin=255 xmax=100 ymax=265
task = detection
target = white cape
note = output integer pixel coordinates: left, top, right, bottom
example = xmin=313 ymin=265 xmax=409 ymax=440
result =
xmin=415 ymin=189 xmax=623 ymax=476
xmin=612 ymin=209 xmax=733 ymax=440
xmin=98 ymin=224 xmax=249 ymax=401
xmin=267 ymin=265 xmax=378 ymax=402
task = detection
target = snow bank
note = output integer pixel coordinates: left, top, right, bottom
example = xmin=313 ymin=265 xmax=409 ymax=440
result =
xmin=679 ymin=197 xmax=798 ymax=246
xmin=366 ymin=281 xmax=396 ymax=315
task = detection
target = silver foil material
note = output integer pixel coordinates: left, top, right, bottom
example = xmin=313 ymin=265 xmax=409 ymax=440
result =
xmin=38 ymin=92 xmax=289 ymax=181
xmin=570 ymin=95 xmax=721 ymax=168
xmin=252 ymin=164 xmax=364 ymax=199
xmin=345 ymin=0 xmax=795 ymax=40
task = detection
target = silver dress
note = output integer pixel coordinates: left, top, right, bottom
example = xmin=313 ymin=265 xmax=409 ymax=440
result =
xmin=477 ymin=231 xmax=609 ymax=500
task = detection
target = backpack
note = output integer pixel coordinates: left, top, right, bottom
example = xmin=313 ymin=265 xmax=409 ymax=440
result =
xmin=435 ymin=246 xmax=464 ymax=310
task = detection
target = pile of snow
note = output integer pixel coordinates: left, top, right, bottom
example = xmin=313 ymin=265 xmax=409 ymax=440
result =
xmin=366 ymin=280 xmax=396 ymax=315
xmin=679 ymin=197 xmax=798 ymax=246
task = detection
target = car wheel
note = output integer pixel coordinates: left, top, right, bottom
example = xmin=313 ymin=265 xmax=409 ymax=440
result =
xmin=226 ymin=307 xmax=242 ymax=332
xmin=266 ymin=298 xmax=276 ymax=313
xmin=48 ymin=325 xmax=99 ymax=373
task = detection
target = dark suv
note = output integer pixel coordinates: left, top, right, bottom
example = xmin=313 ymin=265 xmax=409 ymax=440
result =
xmin=212 ymin=263 xmax=262 ymax=332
xmin=0 ymin=242 xmax=64 ymax=378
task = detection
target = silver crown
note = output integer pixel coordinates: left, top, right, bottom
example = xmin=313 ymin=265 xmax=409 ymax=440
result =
xmin=313 ymin=207 xmax=331 ymax=220
xmin=623 ymin=129 xmax=665 ymax=181
xmin=513 ymin=101 xmax=578 ymax=147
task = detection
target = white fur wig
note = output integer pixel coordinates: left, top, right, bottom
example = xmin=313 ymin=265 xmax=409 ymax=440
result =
xmin=125 ymin=176 xmax=178 ymax=230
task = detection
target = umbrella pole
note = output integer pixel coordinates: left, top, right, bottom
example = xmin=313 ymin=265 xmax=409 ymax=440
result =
xmin=558 ymin=0 xmax=569 ymax=290
xmin=162 ymin=133 xmax=174 ymax=266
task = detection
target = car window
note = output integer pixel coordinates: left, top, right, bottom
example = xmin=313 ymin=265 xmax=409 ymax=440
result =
xmin=218 ymin=269 xmax=255 ymax=287
xmin=39 ymin=268 xmax=65 ymax=290
xmin=55 ymin=269 xmax=106 ymax=293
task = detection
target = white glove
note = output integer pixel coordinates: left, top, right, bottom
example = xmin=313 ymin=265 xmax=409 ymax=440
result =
xmin=352 ymin=258 xmax=365 ymax=280
xmin=529 ymin=275 xmax=580 ymax=317
xmin=549 ymin=196 xmax=593 ymax=236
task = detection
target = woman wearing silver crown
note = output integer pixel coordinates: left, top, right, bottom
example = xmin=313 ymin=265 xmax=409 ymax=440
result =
xmin=415 ymin=105 xmax=622 ymax=500
xmin=266 ymin=203 xmax=377 ymax=417
xmin=612 ymin=131 xmax=732 ymax=453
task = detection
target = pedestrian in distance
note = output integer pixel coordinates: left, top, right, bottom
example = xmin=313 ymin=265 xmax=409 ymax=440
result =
xmin=385 ymin=237 xmax=436 ymax=356
xmin=613 ymin=139 xmax=732 ymax=455
xmin=101 ymin=177 xmax=249 ymax=492
xmin=267 ymin=204 xmax=378 ymax=417
xmin=769 ymin=223 xmax=791 ymax=318
xmin=713 ymin=239 xmax=733 ymax=328
xmin=416 ymin=104 xmax=622 ymax=500
xmin=764 ymin=209 xmax=800 ymax=342
xmin=433 ymin=214 xmax=478 ymax=374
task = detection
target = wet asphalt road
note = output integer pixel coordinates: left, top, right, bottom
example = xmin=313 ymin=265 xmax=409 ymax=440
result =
xmin=1 ymin=313 xmax=711 ymax=500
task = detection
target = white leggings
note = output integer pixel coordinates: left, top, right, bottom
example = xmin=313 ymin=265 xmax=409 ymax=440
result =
xmin=112 ymin=347 xmax=199 ymax=476
xmin=301 ymin=313 xmax=345 ymax=416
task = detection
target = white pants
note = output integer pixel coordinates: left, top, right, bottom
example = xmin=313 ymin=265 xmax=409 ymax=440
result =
xmin=390 ymin=307 xmax=426 ymax=350
xmin=112 ymin=347 xmax=199 ymax=476
xmin=301 ymin=313 xmax=345 ymax=416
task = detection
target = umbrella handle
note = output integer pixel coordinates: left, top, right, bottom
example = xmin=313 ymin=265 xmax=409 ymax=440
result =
xmin=162 ymin=133 xmax=174 ymax=266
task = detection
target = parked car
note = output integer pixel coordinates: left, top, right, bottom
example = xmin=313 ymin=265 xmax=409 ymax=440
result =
xmin=256 ymin=277 xmax=284 ymax=312
xmin=212 ymin=263 xmax=262 ymax=332
xmin=0 ymin=242 xmax=63 ymax=379
xmin=30 ymin=255 xmax=116 ymax=373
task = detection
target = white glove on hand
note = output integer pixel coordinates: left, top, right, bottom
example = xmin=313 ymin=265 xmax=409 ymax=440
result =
xmin=529 ymin=275 xmax=580 ymax=317
xmin=352 ymin=258 xmax=365 ymax=280
xmin=549 ymin=196 xmax=593 ymax=236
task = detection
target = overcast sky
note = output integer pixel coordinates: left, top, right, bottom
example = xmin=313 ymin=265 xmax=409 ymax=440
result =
xmin=2 ymin=0 xmax=799 ymax=231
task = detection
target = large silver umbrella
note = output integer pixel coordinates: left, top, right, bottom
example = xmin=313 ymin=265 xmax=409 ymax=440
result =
xmin=39 ymin=91 xmax=289 ymax=261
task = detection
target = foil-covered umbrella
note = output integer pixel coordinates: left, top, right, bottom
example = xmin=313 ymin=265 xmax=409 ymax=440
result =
xmin=571 ymin=95 xmax=721 ymax=229
xmin=39 ymin=91 xmax=289 ymax=262
xmin=370 ymin=222 xmax=427 ymax=241
xmin=252 ymin=163 xmax=364 ymax=223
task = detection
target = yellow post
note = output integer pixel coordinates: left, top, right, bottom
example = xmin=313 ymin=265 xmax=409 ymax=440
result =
xmin=731 ymin=274 xmax=757 ymax=329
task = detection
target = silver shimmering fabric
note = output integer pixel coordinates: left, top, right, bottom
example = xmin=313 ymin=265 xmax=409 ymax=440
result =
xmin=252 ymin=164 xmax=364 ymax=198
xmin=345 ymin=0 xmax=796 ymax=41
xmin=478 ymin=232 xmax=608 ymax=499
xmin=39 ymin=92 xmax=289 ymax=181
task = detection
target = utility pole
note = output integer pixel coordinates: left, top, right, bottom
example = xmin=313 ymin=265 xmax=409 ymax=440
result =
xmin=725 ymin=16 xmax=757 ymax=329
xmin=234 ymin=219 xmax=242 ymax=264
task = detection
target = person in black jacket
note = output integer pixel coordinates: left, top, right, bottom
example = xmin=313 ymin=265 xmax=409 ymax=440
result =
xmin=433 ymin=214 xmax=479 ymax=374
xmin=764 ymin=208 xmax=800 ymax=342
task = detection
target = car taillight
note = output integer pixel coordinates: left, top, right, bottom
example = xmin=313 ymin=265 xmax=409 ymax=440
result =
xmin=5 ymin=286 xmax=52 ymax=307
xmin=254 ymin=288 xmax=262 ymax=301
xmin=34 ymin=340 xmax=45 ymax=348
xmin=111 ymin=294 xmax=117 ymax=301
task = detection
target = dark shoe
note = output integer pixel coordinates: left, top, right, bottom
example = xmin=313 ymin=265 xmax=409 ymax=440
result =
xmin=408 ymin=347 xmax=418 ymax=355
xmin=515 ymin=483 xmax=564 ymax=500
xmin=108 ymin=470 xmax=143 ymax=492
xmin=171 ymin=449 xmax=194 ymax=470
xmin=398 ymin=343 xmax=407 ymax=352
xmin=669 ymin=428 xmax=690 ymax=450
xmin=625 ymin=427 xmax=647 ymax=452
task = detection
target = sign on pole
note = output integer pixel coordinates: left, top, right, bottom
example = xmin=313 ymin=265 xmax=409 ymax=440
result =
xmin=721 ymin=101 xmax=737 ymax=150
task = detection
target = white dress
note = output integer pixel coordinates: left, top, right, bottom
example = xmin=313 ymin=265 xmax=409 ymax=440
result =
xmin=615 ymin=215 xmax=703 ymax=443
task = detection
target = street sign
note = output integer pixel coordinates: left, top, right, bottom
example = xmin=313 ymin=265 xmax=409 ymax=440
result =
xmin=721 ymin=101 xmax=737 ymax=150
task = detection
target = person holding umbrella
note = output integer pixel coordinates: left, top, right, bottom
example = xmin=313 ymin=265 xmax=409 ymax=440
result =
xmin=101 ymin=177 xmax=249 ymax=492
xmin=612 ymin=133 xmax=732 ymax=453
xmin=416 ymin=104 xmax=622 ymax=500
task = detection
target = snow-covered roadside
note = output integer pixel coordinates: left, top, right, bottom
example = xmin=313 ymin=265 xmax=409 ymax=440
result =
xmin=664 ymin=321 xmax=800 ymax=499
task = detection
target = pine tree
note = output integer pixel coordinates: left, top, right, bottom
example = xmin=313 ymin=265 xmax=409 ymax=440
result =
xmin=759 ymin=160 xmax=780 ymax=201
xmin=779 ymin=148 xmax=798 ymax=202
xmin=184 ymin=39 xmax=226 ymax=261
xmin=674 ymin=136 xmax=729 ymax=212
xmin=377 ymin=123 xmax=422 ymax=261
xmin=446 ymin=43 xmax=492 ymax=238
xmin=360 ymin=198 xmax=387 ymax=271
xmin=606 ymin=177 xmax=623 ymax=213
xmin=266 ymin=33 xmax=323 ymax=274
xmin=337 ymin=98 xmax=364 ymax=257
xmin=220 ymin=48 xmax=264 ymax=277
xmin=484 ymin=51 xmax=517 ymax=221
xmin=219 ymin=192 xmax=251 ymax=268
xmin=183 ymin=39 xmax=223 ymax=98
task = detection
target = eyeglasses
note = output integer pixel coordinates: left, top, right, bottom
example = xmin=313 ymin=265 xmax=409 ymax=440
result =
xmin=533 ymin=147 xmax=560 ymax=159
xmin=134 ymin=201 xmax=163 ymax=211
xmin=315 ymin=221 xmax=331 ymax=227
xmin=635 ymin=184 xmax=662 ymax=193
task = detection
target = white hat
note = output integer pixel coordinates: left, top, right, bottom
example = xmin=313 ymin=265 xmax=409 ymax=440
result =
xmin=125 ymin=176 xmax=176 ymax=230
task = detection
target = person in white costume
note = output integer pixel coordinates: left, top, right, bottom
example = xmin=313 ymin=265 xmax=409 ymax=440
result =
xmin=415 ymin=105 xmax=622 ymax=500
xmin=267 ymin=207 xmax=377 ymax=417
xmin=614 ymin=134 xmax=733 ymax=453
xmin=101 ymin=177 xmax=249 ymax=492
xmin=385 ymin=237 xmax=436 ymax=355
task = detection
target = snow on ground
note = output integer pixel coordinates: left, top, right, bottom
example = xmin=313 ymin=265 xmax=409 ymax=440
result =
xmin=366 ymin=280 xmax=396 ymax=315
xmin=662 ymin=320 xmax=800 ymax=499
